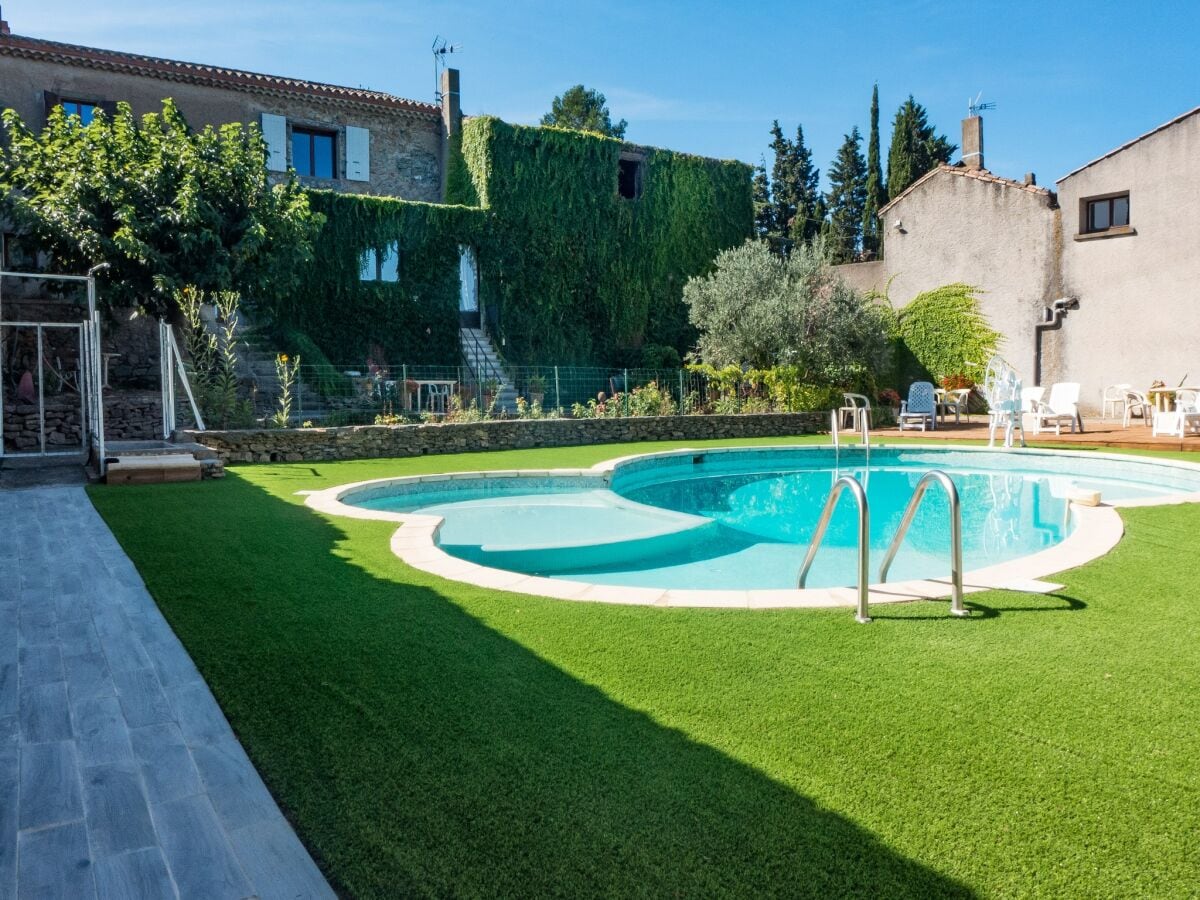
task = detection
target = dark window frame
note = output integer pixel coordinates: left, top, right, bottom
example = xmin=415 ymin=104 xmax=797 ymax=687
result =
xmin=618 ymin=151 xmax=645 ymax=201
xmin=1083 ymin=191 xmax=1130 ymax=234
xmin=291 ymin=126 xmax=338 ymax=180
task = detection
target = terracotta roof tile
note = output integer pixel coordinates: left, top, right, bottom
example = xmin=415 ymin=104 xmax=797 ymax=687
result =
xmin=878 ymin=163 xmax=1052 ymax=216
xmin=0 ymin=32 xmax=440 ymax=118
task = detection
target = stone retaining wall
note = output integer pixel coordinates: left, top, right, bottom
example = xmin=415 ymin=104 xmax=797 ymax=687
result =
xmin=183 ymin=413 xmax=828 ymax=464
xmin=2 ymin=390 xmax=161 ymax=452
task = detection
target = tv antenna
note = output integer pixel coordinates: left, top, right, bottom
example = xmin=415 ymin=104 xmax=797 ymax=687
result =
xmin=432 ymin=36 xmax=461 ymax=102
xmin=968 ymin=92 xmax=996 ymax=117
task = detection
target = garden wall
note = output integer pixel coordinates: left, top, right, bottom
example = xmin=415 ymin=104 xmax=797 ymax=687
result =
xmin=182 ymin=412 xmax=827 ymax=464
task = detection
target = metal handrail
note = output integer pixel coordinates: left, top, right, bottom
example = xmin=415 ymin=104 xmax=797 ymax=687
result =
xmin=831 ymin=408 xmax=871 ymax=467
xmin=797 ymin=475 xmax=872 ymax=623
xmin=878 ymin=470 xmax=967 ymax=616
xmin=460 ymin=326 xmax=505 ymax=386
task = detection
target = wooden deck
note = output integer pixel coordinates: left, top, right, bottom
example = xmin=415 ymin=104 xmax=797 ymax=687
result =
xmin=871 ymin=417 xmax=1200 ymax=453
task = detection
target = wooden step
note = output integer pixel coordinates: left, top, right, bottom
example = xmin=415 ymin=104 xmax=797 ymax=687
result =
xmin=106 ymin=454 xmax=201 ymax=485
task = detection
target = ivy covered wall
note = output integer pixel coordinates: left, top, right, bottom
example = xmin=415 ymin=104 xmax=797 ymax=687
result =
xmin=266 ymin=191 xmax=483 ymax=364
xmin=278 ymin=118 xmax=752 ymax=368
xmin=452 ymin=117 xmax=753 ymax=365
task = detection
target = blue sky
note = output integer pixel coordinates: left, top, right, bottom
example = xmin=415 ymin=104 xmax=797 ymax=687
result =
xmin=7 ymin=0 xmax=1198 ymax=187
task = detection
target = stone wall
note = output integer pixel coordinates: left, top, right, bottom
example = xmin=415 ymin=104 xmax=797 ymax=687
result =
xmin=183 ymin=413 xmax=828 ymax=464
xmin=0 ymin=51 xmax=442 ymax=202
xmin=2 ymin=389 xmax=161 ymax=453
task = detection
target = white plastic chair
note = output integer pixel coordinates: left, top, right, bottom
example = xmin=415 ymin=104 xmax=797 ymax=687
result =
xmin=1154 ymin=390 xmax=1200 ymax=437
xmin=839 ymin=393 xmax=872 ymax=432
xmin=938 ymin=387 xmax=971 ymax=424
xmin=1122 ymin=389 xmax=1152 ymax=428
xmin=898 ymin=381 xmax=936 ymax=431
xmin=1101 ymin=383 xmax=1132 ymax=421
xmin=1030 ymin=382 xmax=1081 ymax=435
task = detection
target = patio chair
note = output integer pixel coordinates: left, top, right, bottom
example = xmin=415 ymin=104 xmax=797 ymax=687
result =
xmin=1029 ymin=382 xmax=1081 ymax=435
xmin=938 ymin=387 xmax=972 ymax=424
xmin=1122 ymin=389 xmax=1152 ymax=428
xmin=1101 ymin=383 xmax=1132 ymax=420
xmin=898 ymin=381 xmax=936 ymax=431
xmin=1153 ymin=389 xmax=1200 ymax=437
xmin=839 ymin=392 xmax=872 ymax=432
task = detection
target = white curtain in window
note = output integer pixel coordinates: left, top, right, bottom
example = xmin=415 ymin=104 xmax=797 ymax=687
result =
xmin=458 ymin=245 xmax=478 ymax=313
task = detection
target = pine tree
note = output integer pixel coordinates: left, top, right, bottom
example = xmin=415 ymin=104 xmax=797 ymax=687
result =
xmin=886 ymin=95 xmax=956 ymax=199
xmin=768 ymin=121 xmax=796 ymax=242
xmin=541 ymin=85 xmax=627 ymax=138
xmin=824 ymin=127 xmax=868 ymax=264
xmin=761 ymin=121 xmax=822 ymax=254
xmin=862 ymin=84 xmax=886 ymax=258
xmin=751 ymin=160 xmax=775 ymax=242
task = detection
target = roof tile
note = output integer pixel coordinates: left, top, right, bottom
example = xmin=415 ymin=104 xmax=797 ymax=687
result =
xmin=0 ymin=32 xmax=440 ymax=118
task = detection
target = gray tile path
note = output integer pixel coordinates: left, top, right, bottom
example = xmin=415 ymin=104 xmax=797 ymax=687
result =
xmin=0 ymin=486 xmax=333 ymax=899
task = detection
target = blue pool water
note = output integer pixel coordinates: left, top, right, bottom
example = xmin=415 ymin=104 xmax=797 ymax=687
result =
xmin=350 ymin=447 xmax=1200 ymax=590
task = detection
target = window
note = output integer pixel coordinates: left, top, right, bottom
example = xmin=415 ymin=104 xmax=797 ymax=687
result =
xmin=618 ymin=153 xmax=644 ymax=200
xmin=1084 ymin=193 xmax=1130 ymax=234
xmin=60 ymin=100 xmax=98 ymax=125
xmin=1 ymin=233 xmax=36 ymax=271
xmin=292 ymin=127 xmax=336 ymax=179
xmin=358 ymin=242 xmax=401 ymax=282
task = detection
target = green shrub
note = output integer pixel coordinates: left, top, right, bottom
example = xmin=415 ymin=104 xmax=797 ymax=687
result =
xmin=893 ymin=284 xmax=1000 ymax=387
xmin=683 ymin=240 xmax=890 ymax=386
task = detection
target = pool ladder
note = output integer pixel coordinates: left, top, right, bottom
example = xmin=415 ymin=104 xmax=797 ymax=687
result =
xmin=830 ymin=409 xmax=869 ymax=469
xmin=798 ymin=470 xmax=966 ymax=623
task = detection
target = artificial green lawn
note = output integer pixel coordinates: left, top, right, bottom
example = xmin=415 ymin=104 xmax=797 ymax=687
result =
xmin=88 ymin=437 xmax=1200 ymax=898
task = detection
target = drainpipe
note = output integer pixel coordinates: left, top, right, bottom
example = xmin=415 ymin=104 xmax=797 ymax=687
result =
xmin=1034 ymin=296 xmax=1081 ymax=429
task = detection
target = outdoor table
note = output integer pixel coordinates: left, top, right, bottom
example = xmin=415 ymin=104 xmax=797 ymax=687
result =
xmin=415 ymin=379 xmax=456 ymax=414
xmin=1148 ymin=386 xmax=1200 ymax=412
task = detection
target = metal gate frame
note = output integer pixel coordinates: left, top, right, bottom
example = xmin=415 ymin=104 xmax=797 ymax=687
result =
xmin=0 ymin=265 xmax=109 ymax=474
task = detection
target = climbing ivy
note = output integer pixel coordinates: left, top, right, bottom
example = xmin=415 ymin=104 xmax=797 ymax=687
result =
xmin=277 ymin=119 xmax=752 ymax=368
xmin=265 ymin=191 xmax=483 ymax=364
xmin=451 ymin=117 xmax=753 ymax=365
xmin=893 ymin=283 xmax=1001 ymax=386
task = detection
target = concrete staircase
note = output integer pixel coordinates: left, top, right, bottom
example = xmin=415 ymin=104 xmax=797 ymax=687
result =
xmin=460 ymin=327 xmax=518 ymax=414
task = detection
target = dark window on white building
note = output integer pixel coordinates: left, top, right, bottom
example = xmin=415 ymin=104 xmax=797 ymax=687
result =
xmin=1085 ymin=193 xmax=1130 ymax=233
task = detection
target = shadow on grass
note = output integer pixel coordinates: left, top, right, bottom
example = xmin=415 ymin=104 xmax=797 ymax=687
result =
xmin=871 ymin=592 xmax=1086 ymax=621
xmin=92 ymin=474 xmax=976 ymax=899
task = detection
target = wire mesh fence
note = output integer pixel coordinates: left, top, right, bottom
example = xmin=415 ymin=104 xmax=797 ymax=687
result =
xmin=252 ymin=362 xmax=853 ymax=427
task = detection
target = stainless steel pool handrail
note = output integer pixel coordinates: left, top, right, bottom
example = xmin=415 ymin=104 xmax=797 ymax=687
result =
xmin=831 ymin=409 xmax=870 ymax=468
xmin=797 ymin=475 xmax=871 ymax=623
xmin=878 ymin=470 xmax=968 ymax=616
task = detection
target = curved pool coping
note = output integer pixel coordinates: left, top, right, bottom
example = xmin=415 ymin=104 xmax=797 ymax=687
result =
xmin=303 ymin=444 xmax=1200 ymax=610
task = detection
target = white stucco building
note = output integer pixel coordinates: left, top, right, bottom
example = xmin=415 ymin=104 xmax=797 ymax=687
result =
xmin=838 ymin=107 xmax=1200 ymax=413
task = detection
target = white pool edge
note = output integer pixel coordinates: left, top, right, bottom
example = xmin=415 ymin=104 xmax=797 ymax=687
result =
xmin=303 ymin=444 xmax=1200 ymax=610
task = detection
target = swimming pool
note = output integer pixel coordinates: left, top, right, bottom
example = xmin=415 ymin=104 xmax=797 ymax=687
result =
xmin=308 ymin=446 xmax=1200 ymax=609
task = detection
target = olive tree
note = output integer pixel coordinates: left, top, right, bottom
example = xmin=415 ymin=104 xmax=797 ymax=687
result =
xmin=682 ymin=239 xmax=890 ymax=387
xmin=0 ymin=99 xmax=321 ymax=317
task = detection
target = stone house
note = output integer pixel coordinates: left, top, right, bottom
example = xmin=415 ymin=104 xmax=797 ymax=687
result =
xmin=0 ymin=21 xmax=451 ymax=204
xmin=837 ymin=107 xmax=1200 ymax=413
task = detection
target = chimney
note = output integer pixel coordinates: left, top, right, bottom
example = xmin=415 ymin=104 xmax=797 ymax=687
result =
xmin=439 ymin=67 xmax=461 ymax=200
xmin=0 ymin=18 xmax=10 ymax=36
xmin=961 ymin=115 xmax=984 ymax=171
xmin=1023 ymin=172 xmax=1037 ymax=186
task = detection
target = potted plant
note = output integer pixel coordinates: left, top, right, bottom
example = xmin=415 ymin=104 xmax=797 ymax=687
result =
xmin=878 ymin=388 xmax=902 ymax=417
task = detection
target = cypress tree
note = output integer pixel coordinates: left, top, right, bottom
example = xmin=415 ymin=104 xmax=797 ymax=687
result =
xmin=862 ymin=84 xmax=886 ymax=257
xmin=824 ymin=127 xmax=868 ymax=264
xmin=768 ymin=121 xmax=796 ymax=245
xmin=791 ymin=124 xmax=823 ymax=246
xmin=752 ymin=160 xmax=775 ymax=243
xmin=886 ymin=95 xmax=956 ymax=199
